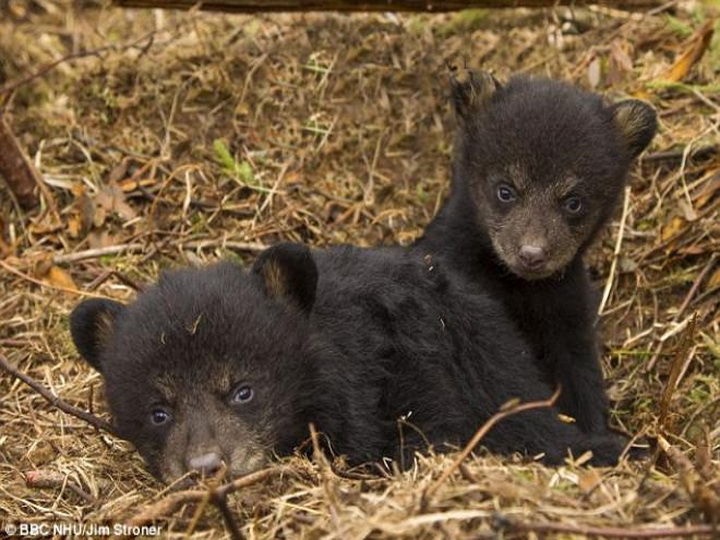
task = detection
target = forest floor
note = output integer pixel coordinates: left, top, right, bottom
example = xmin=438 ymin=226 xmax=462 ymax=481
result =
xmin=0 ymin=0 xmax=718 ymax=538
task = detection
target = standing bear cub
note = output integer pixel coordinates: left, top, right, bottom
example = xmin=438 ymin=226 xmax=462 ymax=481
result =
xmin=417 ymin=70 xmax=657 ymax=433
xmin=70 ymin=244 xmax=625 ymax=482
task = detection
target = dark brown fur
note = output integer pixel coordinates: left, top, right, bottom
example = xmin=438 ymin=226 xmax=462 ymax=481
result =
xmin=417 ymin=71 xmax=657 ymax=433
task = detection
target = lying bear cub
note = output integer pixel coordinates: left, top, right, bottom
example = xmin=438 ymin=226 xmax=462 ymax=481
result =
xmin=71 ymin=244 xmax=626 ymax=482
xmin=418 ymin=71 xmax=657 ymax=434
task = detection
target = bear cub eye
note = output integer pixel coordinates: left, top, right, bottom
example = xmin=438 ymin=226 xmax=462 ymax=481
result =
xmin=150 ymin=407 xmax=172 ymax=426
xmin=563 ymin=195 xmax=583 ymax=214
xmin=229 ymin=384 xmax=254 ymax=405
xmin=496 ymin=184 xmax=517 ymax=203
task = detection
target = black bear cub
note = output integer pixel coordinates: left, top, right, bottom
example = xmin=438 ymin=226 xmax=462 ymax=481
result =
xmin=71 ymin=243 xmax=625 ymax=482
xmin=417 ymin=70 xmax=657 ymax=433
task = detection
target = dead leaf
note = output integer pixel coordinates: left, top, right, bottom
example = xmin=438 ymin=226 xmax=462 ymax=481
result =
xmin=578 ymin=468 xmax=602 ymax=493
xmin=67 ymin=214 xmax=83 ymax=238
xmin=708 ymin=267 xmax=720 ymax=289
xmin=587 ymin=56 xmax=601 ymax=89
xmin=95 ymin=181 xmax=137 ymax=222
xmin=110 ymin=181 xmax=137 ymax=221
xmin=45 ymin=266 xmax=77 ymax=289
xmin=607 ymin=41 xmax=633 ymax=86
xmin=694 ymin=170 xmax=719 ymax=209
xmin=664 ymin=20 xmax=715 ymax=83
xmin=661 ymin=215 xmax=686 ymax=242
xmin=107 ymin=160 xmax=129 ymax=183
xmin=88 ymin=230 xmax=114 ymax=249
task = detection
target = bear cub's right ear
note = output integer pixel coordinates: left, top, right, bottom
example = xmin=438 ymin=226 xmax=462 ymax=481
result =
xmin=70 ymin=299 xmax=125 ymax=374
xmin=251 ymin=243 xmax=318 ymax=313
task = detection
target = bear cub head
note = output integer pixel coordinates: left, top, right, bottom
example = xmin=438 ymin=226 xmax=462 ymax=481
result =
xmin=70 ymin=244 xmax=320 ymax=483
xmin=450 ymin=70 xmax=657 ymax=280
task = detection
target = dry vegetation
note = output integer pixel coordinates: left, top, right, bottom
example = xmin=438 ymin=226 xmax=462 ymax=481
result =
xmin=0 ymin=0 xmax=719 ymax=537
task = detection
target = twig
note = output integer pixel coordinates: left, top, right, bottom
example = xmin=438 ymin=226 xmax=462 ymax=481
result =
xmin=658 ymin=315 xmax=697 ymax=428
xmin=25 ymin=469 xmax=98 ymax=505
xmin=0 ymin=259 xmax=111 ymax=299
xmin=181 ymin=239 xmax=267 ymax=252
xmin=52 ymin=243 xmax=147 ymax=264
xmin=0 ymin=352 xmax=117 ymax=436
xmin=85 ymin=269 xmax=146 ymax=292
xmin=211 ymin=492 xmax=243 ymax=540
xmin=184 ymin=465 xmax=229 ymax=537
xmin=310 ymin=423 xmax=341 ymax=529
xmin=645 ymin=254 xmax=716 ymax=372
xmin=643 ymin=144 xmax=717 ymax=163
xmin=657 ymin=433 xmax=720 ymax=523
xmin=125 ymin=467 xmax=282 ymax=528
xmin=425 ymin=386 xmax=561 ymax=497
xmin=0 ymin=113 xmax=39 ymax=209
xmin=0 ymin=34 xmax=158 ymax=96
xmin=599 ymin=185 xmax=632 ymax=315
xmin=496 ymin=515 xmax=717 ymax=538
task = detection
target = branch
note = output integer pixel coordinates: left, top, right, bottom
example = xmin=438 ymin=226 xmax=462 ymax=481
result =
xmin=425 ymin=386 xmax=561 ymax=497
xmin=125 ymin=467 xmax=283 ymax=528
xmin=0 ymin=352 xmax=118 ymax=436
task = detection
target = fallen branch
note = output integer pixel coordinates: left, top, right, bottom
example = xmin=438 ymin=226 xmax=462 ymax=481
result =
xmin=425 ymin=386 xmax=561 ymax=497
xmin=0 ymin=352 xmax=117 ymax=436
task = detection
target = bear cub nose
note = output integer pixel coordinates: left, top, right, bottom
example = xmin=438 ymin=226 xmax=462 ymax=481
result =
xmin=519 ymin=245 xmax=547 ymax=269
xmin=187 ymin=451 xmax=224 ymax=476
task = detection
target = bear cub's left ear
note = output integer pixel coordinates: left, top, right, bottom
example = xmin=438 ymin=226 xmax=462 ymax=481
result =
xmin=70 ymin=298 xmax=126 ymax=374
xmin=251 ymin=243 xmax=318 ymax=313
xmin=610 ymin=99 xmax=658 ymax=158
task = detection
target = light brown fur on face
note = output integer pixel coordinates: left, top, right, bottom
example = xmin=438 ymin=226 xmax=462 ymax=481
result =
xmin=473 ymin=167 xmax=600 ymax=281
xmin=158 ymin=393 xmax=269 ymax=483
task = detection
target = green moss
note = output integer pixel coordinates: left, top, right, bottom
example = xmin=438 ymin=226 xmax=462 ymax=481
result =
xmin=664 ymin=14 xmax=694 ymax=38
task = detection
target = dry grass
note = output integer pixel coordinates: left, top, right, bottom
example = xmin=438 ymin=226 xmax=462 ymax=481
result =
xmin=0 ymin=0 xmax=718 ymax=537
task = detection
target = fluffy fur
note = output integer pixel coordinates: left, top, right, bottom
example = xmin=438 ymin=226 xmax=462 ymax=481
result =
xmin=416 ymin=71 xmax=657 ymax=433
xmin=70 ymin=244 xmax=625 ymax=482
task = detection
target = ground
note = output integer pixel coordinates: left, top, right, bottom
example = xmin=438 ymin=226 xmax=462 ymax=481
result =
xmin=0 ymin=1 xmax=718 ymax=538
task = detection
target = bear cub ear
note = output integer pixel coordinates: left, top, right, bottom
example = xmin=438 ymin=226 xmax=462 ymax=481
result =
xmin=70 ymin=298 xmax=126 ymax=374
xmin=610 ymin=99 xmax=658 ymax=158
xmin=251 ymin=243 xmax=318 ymax=313
xmin=449 ymin=68 xmax=501 ymax=121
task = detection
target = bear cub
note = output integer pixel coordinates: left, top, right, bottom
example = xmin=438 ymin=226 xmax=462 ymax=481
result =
xmin=417 ymin=70 xmax=657 ymax=433
xmin=70 ymin=243 xmax=626 ymax=482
